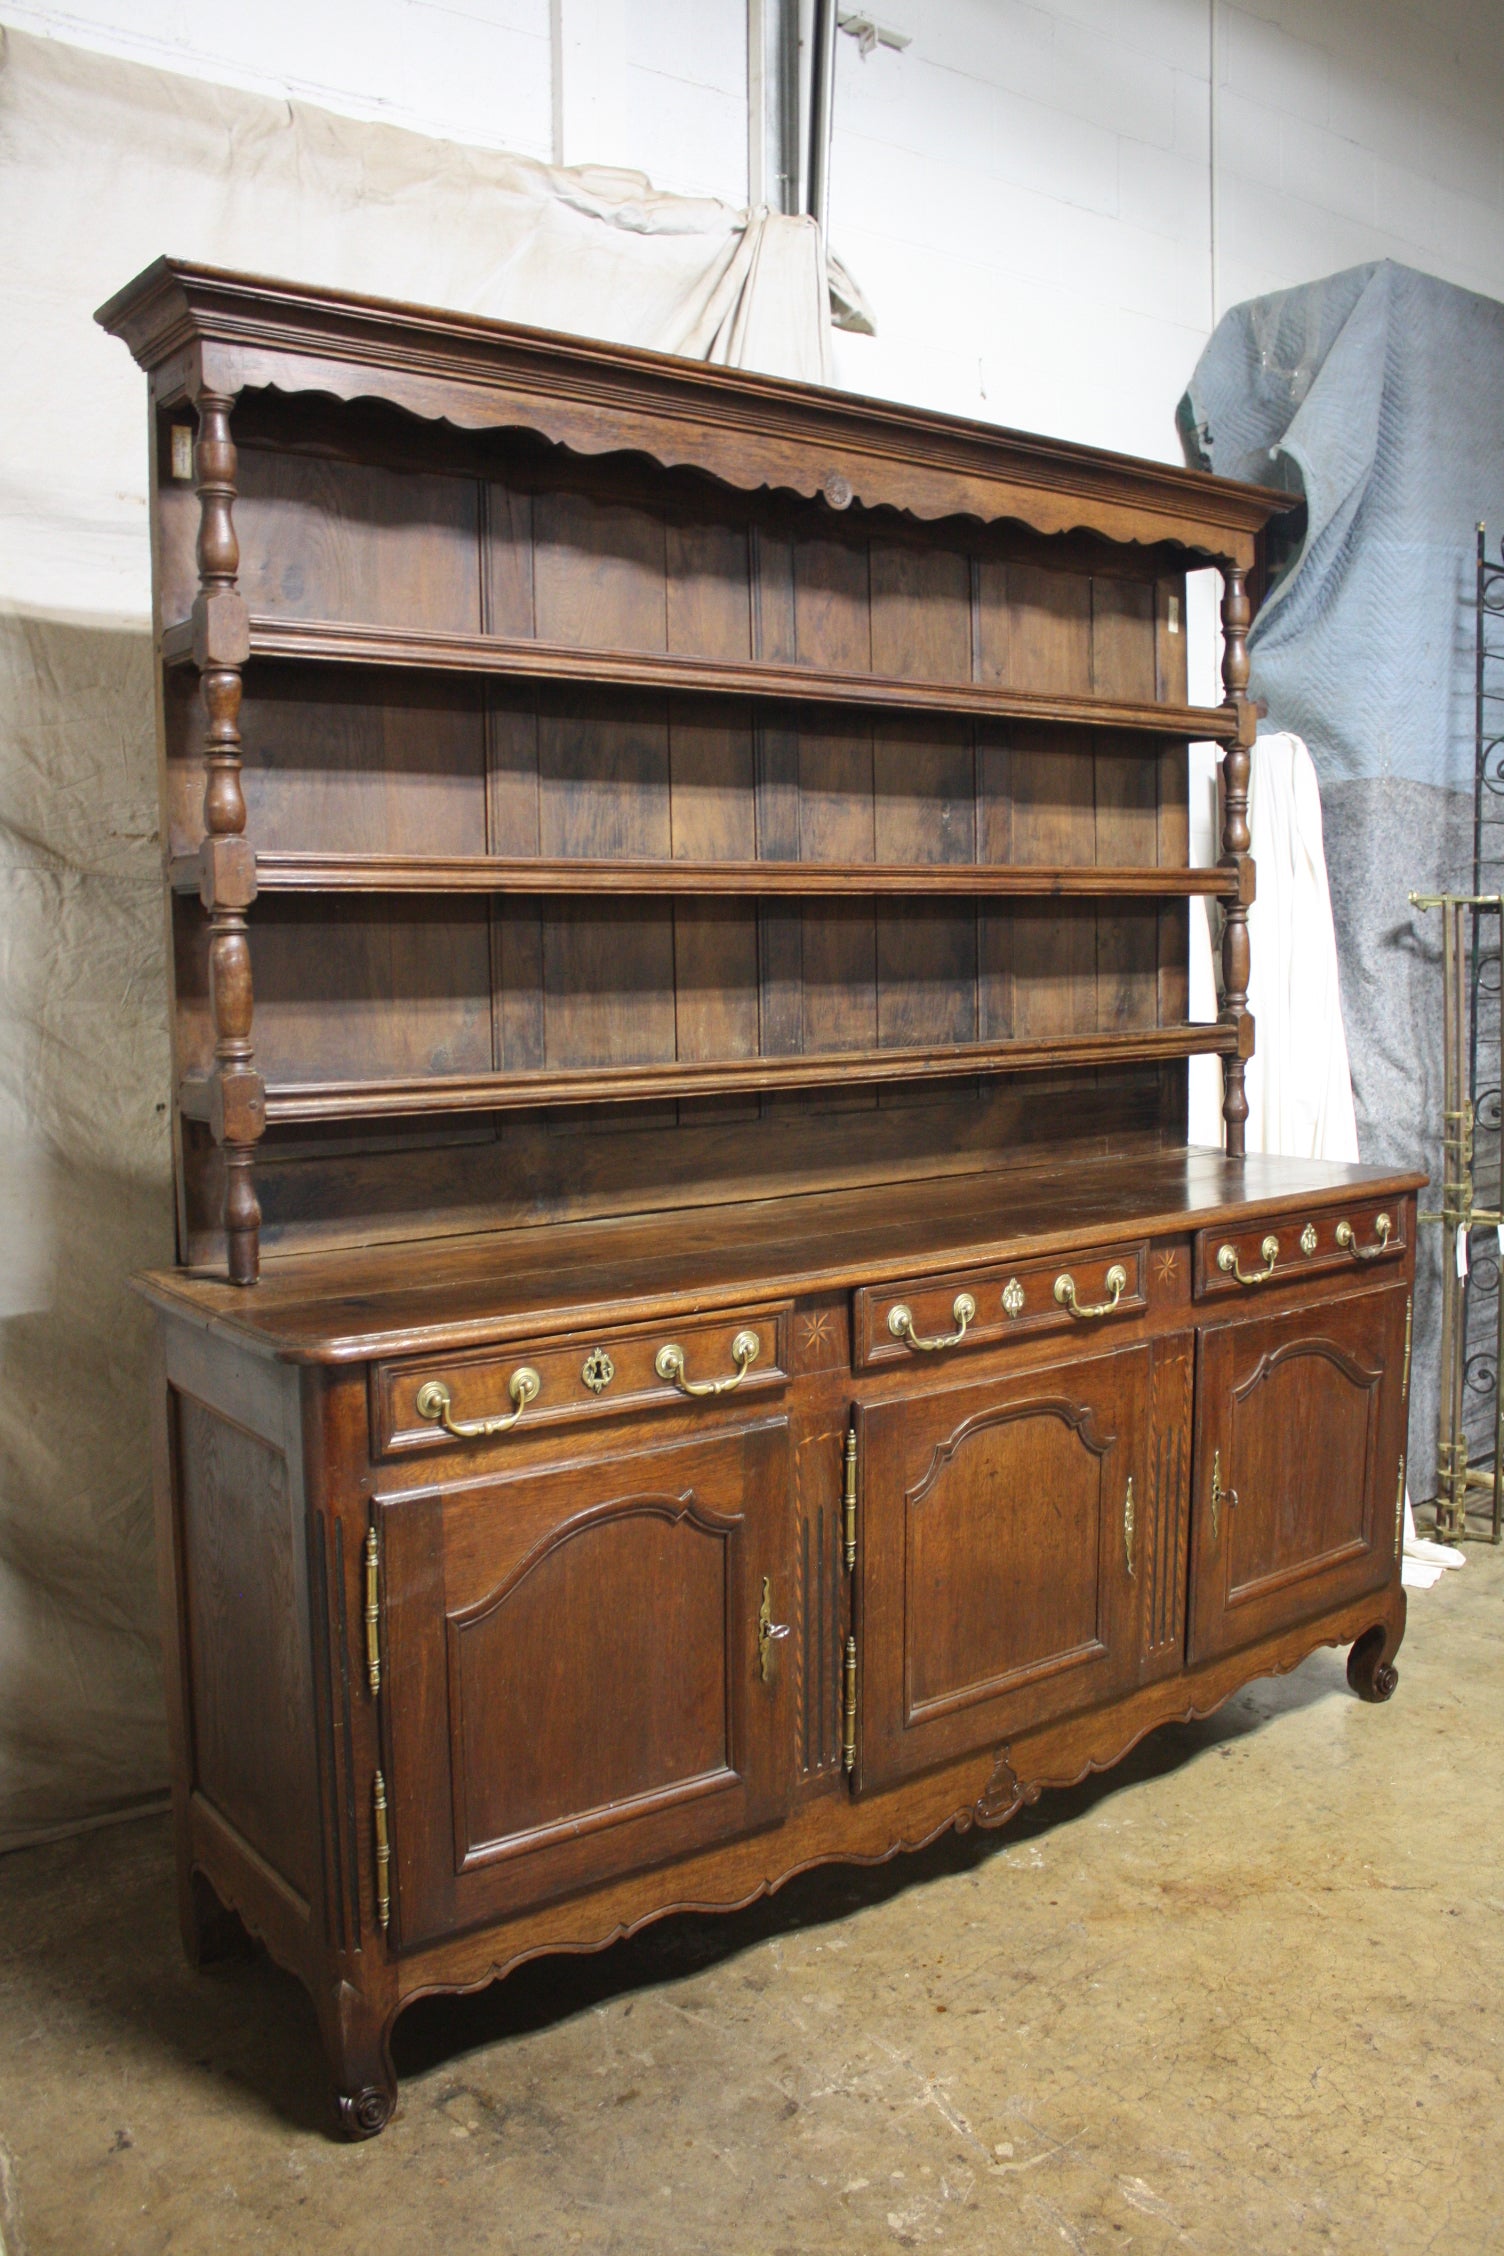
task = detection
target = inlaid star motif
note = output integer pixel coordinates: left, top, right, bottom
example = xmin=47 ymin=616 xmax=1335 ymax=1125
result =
xmin=801 ymin=1310 xmax=834 ymax=1350
xmin=1155 ymin=1249 xmax=1180 ymax=1284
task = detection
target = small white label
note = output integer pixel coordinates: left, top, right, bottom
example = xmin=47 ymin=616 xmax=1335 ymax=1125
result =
xmin=1166 ymin=593 xmax=1181 ymax=635
xmin=1457 ymin=1224 xmax=1470 ymax=1279
xmin=170 ymin=424 xmax=194 ymax=482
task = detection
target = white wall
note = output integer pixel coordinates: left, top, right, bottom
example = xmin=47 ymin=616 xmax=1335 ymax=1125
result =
xmin=4 ymin=0 xmax=1502 ymax=463
xmin=5 ymin=0 xmax=1497 ymax=462
xmin=827 ymin=0 xmax=1504 ymax=460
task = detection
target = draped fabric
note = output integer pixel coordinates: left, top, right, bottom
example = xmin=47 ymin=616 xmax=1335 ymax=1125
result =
xmin=0 ymin=25 xmax=832 ymax=1849
xmin=1181 ymin=260 xmax=1504 ymax=1492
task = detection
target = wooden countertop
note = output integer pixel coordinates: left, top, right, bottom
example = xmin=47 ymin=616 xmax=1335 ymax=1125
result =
xmin=134 ymin=1146 xmax=1425 ymax=1365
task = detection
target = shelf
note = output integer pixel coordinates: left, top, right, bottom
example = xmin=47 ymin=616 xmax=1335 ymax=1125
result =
xmin=159 ymin=614 xmax=1237 ymax=743
xmin=168 ymin=851 xmax=1238 ymax=900
xmin=179 ymin=1024 xmax=1235 ymax=1128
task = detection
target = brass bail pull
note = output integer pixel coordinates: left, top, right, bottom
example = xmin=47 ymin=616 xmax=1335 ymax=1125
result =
xmin=887 ymin=1292 xmax=976 ymax=1353
xmin=656 ymin=1328 xmax=761 ymax=1398
xmin=415 ymin=1365 xmax=540 ymax=1440
xmin=1216 ymin=1235 xmax=1279 ymax=1287
xmin=1336 ymin=1213 xmax=1392 ymax=1263
xmin=1054 ymin=1264 xmax=1128 ymax=1320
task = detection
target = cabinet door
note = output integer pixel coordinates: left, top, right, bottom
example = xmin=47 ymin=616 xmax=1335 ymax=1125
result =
xmin=1188 ymin=1283 xmax=1408 ymax=1665
xmin=379 ymin=1418 xmax=793 ymax=1946
xmin=857 ymin=1343 xmax=1148 ymax=1793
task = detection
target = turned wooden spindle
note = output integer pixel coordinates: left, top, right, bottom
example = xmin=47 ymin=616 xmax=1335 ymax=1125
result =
xmin=1218 ymin=565 xmax=1256 ymax=1160
xmin=194 ymin=393 xmax=263 ymax=1283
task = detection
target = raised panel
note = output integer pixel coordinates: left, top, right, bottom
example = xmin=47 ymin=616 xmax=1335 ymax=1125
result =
xmin=1189 ymin=1284 xmax=1408 ymax=1663
xmin=905 ymin=1397 xmax=1110 ymax=1719
xmin=449 ymin=1495 xmax=734 ymax=1864
xmin=381 ymin=1419 xmax=793 ymax=1941
xmin=1225 ymin=1340 xmax=1377 ymax=1595
xmin=858 ymin=1343 xmax=1147 ymax=1790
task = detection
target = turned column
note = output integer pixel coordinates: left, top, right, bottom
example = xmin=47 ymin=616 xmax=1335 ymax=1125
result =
xmin=193 ymin=394 xmax=263 ymax=1283
xmin=1218 ymin=564 xmax=1257 ymax=1160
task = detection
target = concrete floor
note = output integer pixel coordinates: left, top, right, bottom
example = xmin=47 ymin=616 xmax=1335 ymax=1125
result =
xmin=2 ymin=1550 xmax=1501 ymax=2256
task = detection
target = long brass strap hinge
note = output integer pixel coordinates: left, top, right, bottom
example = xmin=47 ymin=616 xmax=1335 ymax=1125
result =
xmin=363 ymin=1521 xmax=381 ymax=1696
xmin=842 ymin=1419 xmax=858 ymax=1572
xmin=372 ymin=1768 xmax=390 ymax=1935
xmin=841 ymin=1635 xmax=857 ymax=1775
xmin=1403 ymin=1295 xmax=1413 ymax=1398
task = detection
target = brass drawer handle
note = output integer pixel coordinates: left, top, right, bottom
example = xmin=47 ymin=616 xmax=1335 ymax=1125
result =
xmin=887 ymin=1292 xmax=976 ymax=1352
xmin=656 ymin=1328 xmax=761 ymax=1397
xmin=415 ymin=1366 xmax=540 ymax=1439
xmin=1336 ymin=1212 xmax=1393 ymax=1262
xmin=1216 ymin=1235 xmax=1279 ymax=1286
xmin=1054 ymin=1264 xmax=1128 ymax=1320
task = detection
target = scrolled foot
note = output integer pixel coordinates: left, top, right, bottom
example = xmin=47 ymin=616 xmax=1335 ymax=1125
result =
xmin=1347 ymin=1621 xmax=1400 ymax=1703
xmin=338 ymin=2083 xmax=396 ymax=2141
xmin=323 ymin=1978 xmax=399 ymax=2141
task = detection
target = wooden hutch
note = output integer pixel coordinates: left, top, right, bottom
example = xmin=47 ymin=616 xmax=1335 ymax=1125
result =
xmin=100 ymin=261 xmax=1420 ymax=2137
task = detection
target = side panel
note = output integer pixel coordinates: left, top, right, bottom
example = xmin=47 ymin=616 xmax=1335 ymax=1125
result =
xmin=175 ymin=1394 xmax=318 ymax=1905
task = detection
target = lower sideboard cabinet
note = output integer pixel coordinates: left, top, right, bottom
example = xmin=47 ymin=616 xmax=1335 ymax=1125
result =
xmin=147 ymin=1170 xmax=1420 ymax=2137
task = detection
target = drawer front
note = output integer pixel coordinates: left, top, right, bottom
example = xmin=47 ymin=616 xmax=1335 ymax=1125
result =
xmin=853 ymin=1242 xmax=1149 ymax=1372
xmin=373 ymin=1304 xmax=791 ymax=1456
xmin=1194 ymin=1200 xmax=1406 ymax=1301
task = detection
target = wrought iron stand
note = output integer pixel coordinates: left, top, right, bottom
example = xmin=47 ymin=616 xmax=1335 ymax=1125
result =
xmin=1408 ymin=525 xmax=1504 ymax=1543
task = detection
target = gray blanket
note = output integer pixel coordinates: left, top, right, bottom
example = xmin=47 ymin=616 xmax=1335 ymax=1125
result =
xmin=1181 ymin=260 xmax=1504 ymax=1492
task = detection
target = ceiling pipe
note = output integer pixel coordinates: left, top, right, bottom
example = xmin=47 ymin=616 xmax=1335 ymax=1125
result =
xmin=806 ymin=0 xmax=838 ymax=243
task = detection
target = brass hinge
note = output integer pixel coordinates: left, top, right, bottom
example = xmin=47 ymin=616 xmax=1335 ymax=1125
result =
xmin=363 ymin=1521 xmax=381 ymax=1695
xmin=841 ymin=1635 xmax=857 ymax=1774
xmin=1395 ymin=1452 xmax=1407 ymax=1554
xmin=842 ymin=1419 xmax=858 ymax=1571
xmin=373 ymin=1769 xmax=390 ymax=1934
xmin=1123 ymin=1474 xmax=1135 ymax=1578
xmin=1402 ymin=1295 xmax=1413 ymax=1397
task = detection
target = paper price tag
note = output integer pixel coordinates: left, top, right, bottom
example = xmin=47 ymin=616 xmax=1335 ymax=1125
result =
xmin=1457 ymin=1224 xmax=1470 ymax=1279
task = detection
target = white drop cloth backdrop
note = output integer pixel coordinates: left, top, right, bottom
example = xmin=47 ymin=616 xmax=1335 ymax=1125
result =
xmin=0 ymin=25 xmax=832 ymax=1849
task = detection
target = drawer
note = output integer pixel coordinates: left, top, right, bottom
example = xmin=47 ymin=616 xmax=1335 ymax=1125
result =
xmin=853 ymin=1242 xmax=1149 ymax=1372
xmin=373 ymin=1303 xmax=791 ymax=1455
xmin=1193 ymin=1200 xmax=1406 ymax=1301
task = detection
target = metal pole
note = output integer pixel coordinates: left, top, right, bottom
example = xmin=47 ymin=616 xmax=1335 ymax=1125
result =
xmin=807 ymin=0 xmax=838 ymax=244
